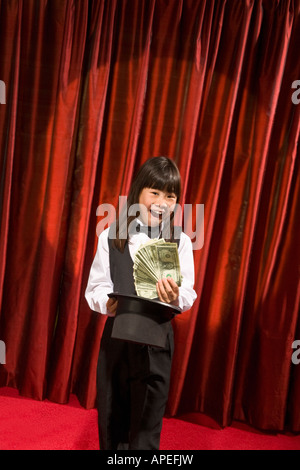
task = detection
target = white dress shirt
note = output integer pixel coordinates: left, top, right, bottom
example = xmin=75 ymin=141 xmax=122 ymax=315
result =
xmin=85 ymin=219 xmax=197 ymax=315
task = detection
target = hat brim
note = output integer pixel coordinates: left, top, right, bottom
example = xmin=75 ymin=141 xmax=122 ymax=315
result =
xmin=108 ymin=293 xmax=181 ymax=348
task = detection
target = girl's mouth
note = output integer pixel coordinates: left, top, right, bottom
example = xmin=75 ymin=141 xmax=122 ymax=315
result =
xmin=150 ymin=209 xmax=165 ymax=219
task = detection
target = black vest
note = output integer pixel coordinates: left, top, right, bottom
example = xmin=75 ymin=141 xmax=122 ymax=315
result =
xmin=108 ymin=223 xmax=181 ymax=295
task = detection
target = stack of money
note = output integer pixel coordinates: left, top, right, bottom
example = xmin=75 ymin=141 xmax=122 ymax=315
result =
xmin=133 ymin=238 xmax=182 ymax=299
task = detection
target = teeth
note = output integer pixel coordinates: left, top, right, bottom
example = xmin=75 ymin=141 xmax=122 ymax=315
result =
xmin=151 ymin=210 xmax=164 ymax=215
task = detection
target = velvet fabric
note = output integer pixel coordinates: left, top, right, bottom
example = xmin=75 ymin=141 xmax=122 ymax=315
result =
xmin=0 ymin=0 xmax=299 ymax=431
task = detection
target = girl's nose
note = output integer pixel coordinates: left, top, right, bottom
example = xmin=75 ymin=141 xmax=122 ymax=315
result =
xmin=157 ymin=196 xmax=167 ymax=207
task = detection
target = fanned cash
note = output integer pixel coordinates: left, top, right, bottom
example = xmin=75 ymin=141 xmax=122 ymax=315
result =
xmin=133 ymin=238 xmax=182 ymax=299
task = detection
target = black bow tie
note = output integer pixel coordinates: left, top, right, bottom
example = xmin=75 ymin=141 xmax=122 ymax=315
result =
xmin=136 ymin=223 xmax=161 ymax=239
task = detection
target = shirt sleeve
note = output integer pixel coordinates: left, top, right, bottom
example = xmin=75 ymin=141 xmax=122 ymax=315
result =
xmin=85 ymin=228 xmax=113 ymax=315
xmin=177 ymin=232 xmax=197 ymax=312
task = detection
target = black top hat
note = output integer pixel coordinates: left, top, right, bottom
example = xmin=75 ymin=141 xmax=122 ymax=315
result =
xmin=108 ymin=293 xmax=181 ymax=348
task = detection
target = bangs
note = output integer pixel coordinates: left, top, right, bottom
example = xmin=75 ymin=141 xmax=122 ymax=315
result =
xmin=146 ymin=158 xmax=181 ymax=199
xmin=148 ymin=174 xmax=181 ymax=198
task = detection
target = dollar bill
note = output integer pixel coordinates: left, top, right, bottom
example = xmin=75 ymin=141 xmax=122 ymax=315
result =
xmin=133 ymin=238 xmax=181 ymax=299
xmin=156 ymin=243 xmax=181 ymax=285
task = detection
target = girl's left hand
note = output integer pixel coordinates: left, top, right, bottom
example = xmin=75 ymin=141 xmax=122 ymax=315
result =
xmin=156 ymin=277 xmax=179 ymax=305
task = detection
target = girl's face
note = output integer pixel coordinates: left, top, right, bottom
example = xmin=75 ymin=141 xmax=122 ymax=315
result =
xmin=138 ymin=187 xmax=177 ymax=226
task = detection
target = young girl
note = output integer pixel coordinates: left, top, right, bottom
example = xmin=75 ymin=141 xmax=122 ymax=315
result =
xmin=85 ymin=156 xmax=197 ymax=450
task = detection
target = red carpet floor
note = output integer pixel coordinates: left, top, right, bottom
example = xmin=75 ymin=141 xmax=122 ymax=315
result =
xmin=1 ymin=387 xmax=300 ymax=450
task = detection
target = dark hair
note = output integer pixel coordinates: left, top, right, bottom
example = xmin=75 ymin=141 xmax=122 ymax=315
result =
xmin=114 ymin=156 xmax=181 ymax=251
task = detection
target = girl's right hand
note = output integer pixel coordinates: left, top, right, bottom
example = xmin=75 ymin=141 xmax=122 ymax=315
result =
xmin=106 ymin=297 xmax=118 ymax=316
xmin=156 ymin=277 xmax=179 ymax=305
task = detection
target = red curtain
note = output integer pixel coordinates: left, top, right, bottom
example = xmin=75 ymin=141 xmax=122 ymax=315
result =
xmin=0 ymin=0 xmax=299 ymax=432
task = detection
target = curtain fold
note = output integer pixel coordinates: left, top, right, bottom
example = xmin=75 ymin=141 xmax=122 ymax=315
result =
xmin=0 ymin=0 xmax=299 ymax=432
xmin=46 ymin=0 xmax=117 ymax=405
xmin=0 ymin=0 xmax=22 ymax=314
xmin=177 ymin=0 xmax=300 ymax=429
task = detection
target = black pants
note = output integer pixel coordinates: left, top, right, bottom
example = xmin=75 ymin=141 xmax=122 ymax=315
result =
xmin=97 ymin=317 xmax=174 ymax=450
